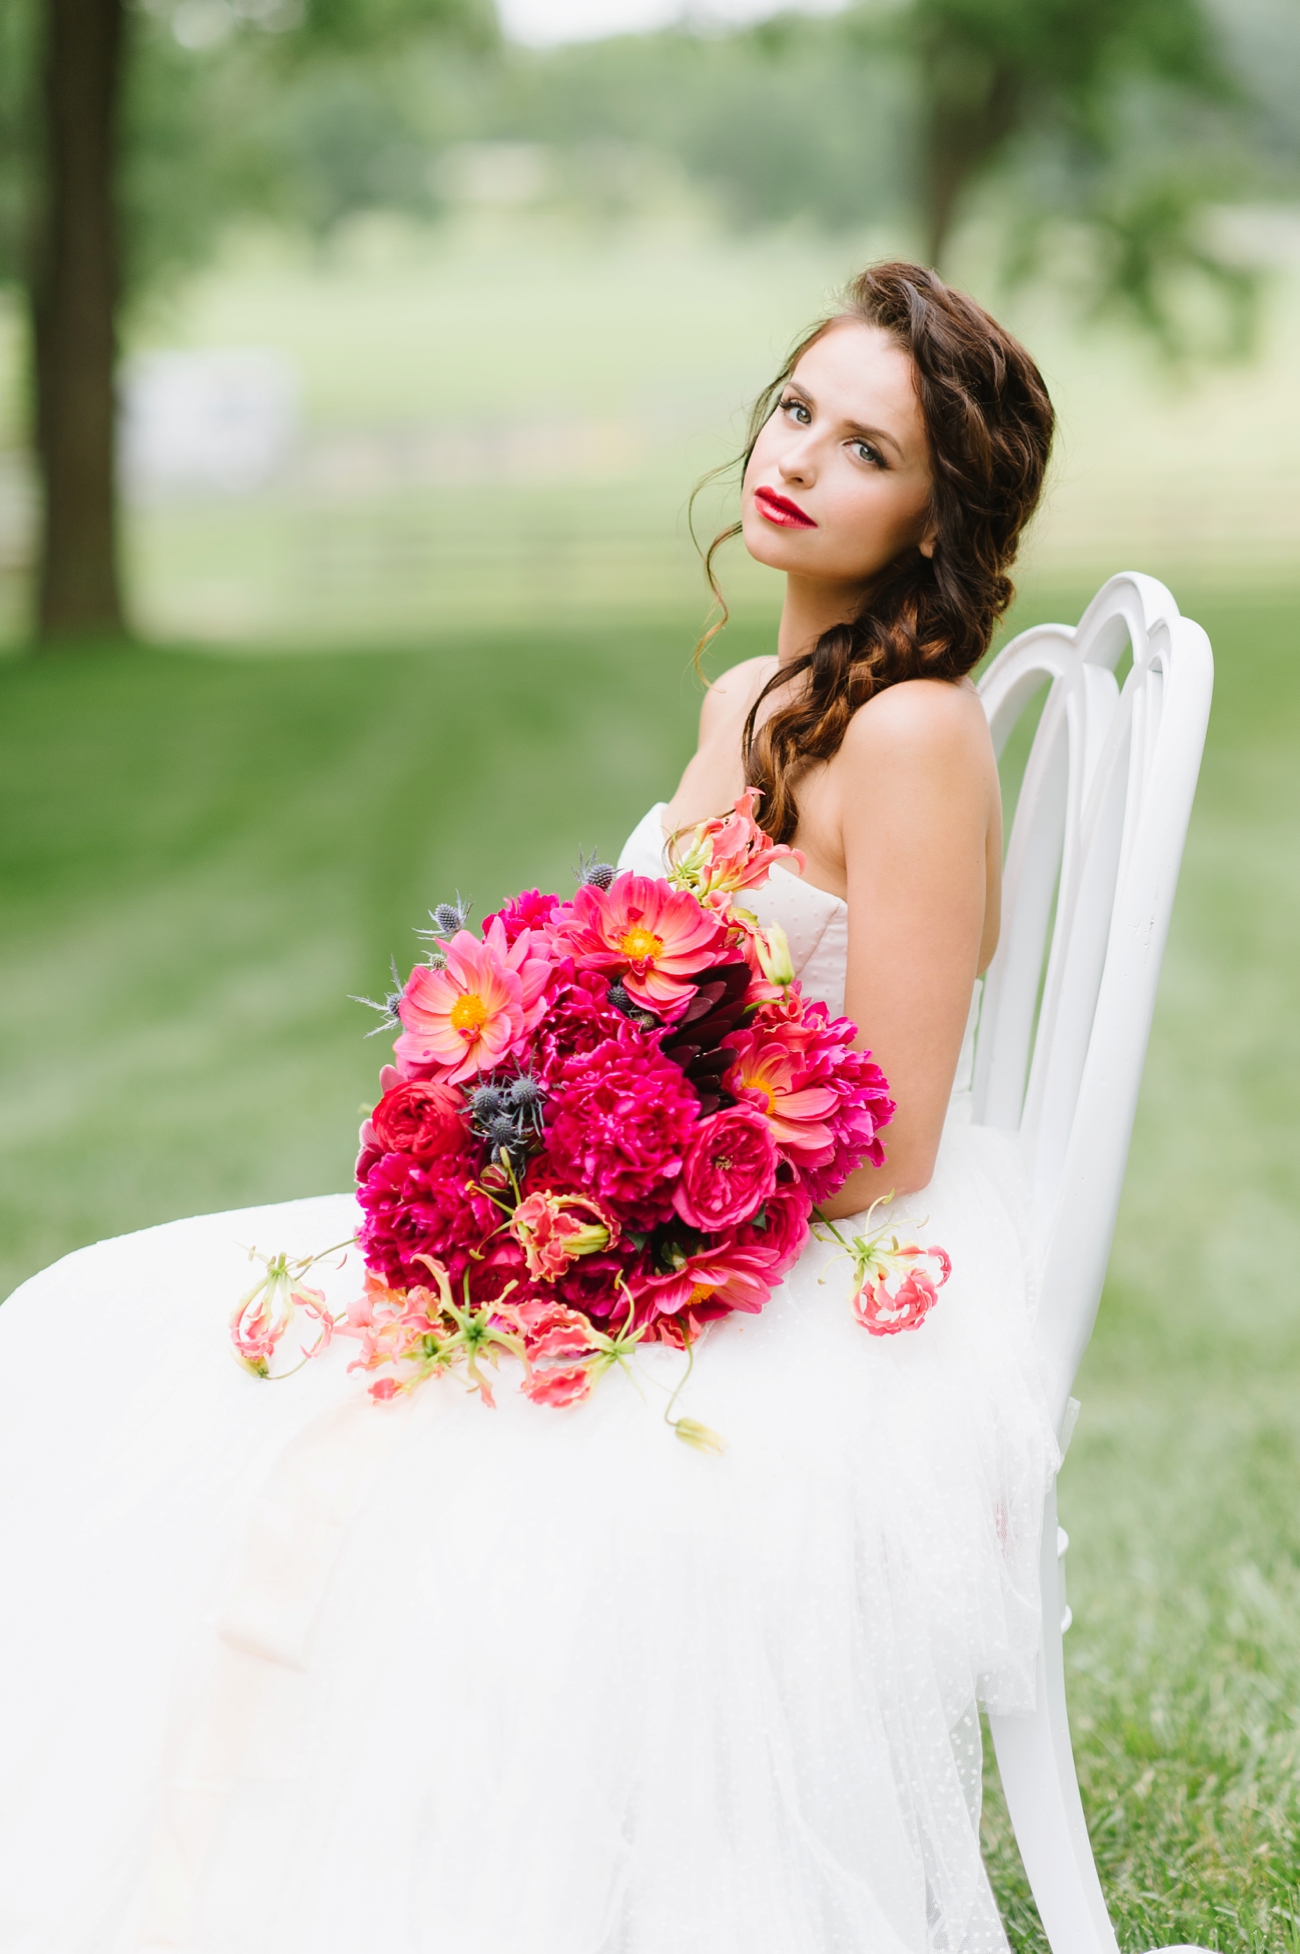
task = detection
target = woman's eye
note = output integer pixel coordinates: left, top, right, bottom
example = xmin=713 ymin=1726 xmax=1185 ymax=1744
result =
xmin=851 ymin=440 xmax=884 ymax=468
xmin=782 ymin=397 xmax=811 ymax=425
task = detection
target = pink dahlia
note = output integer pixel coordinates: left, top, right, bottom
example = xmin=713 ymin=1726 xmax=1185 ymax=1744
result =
xmin=671 ymin=1106 xmax=778 ymax=1232
xmin=394 ymin=919 xmax=555 ymax=1085
xmin=632 ymin=1236 xmax=783 ymax=1337
xmin=548 ymin=875 xmax=725 ymax=1018
xmin=543 ymin=1036 xmax=700 ymax=1227
xmin=725 ymin=1004 xmax=895 ymax=1205
xmin=722 ymin=1028 xmax=840 ymax=1159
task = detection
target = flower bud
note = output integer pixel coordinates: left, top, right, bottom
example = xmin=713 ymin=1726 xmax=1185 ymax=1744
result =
xmin=753 ymin=921 xmax=795 ymax=987
xmin=672 ymin=1416 xmax=727 ymax=1456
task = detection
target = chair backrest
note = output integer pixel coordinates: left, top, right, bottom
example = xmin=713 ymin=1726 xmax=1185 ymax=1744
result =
xmin=973 ymin=573 xmax=1213 ymax=1431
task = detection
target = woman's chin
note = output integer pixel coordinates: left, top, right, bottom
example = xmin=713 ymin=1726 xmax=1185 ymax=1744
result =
xmin=740 ymin=513 xmax=809 ymax=574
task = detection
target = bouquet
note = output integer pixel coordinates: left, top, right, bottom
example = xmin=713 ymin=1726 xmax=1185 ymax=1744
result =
xmin=231 ymin=792 xmax=950 ymax=1437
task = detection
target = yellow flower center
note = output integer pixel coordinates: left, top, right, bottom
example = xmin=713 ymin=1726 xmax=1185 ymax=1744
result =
xmin=450 ymin=991 xmax=489 ymax=1034
xmin=618 ymin=924 xmax=664 ymax=963
xmin=686 ymin=1283 xmax=716 ymax=1308
xmin=744 ymin=1076 xmax=775 ymax=1113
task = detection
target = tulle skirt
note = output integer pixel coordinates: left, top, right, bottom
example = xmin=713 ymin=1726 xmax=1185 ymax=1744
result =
xmin=0 ymin=1112 xmax=1057 ymax=1954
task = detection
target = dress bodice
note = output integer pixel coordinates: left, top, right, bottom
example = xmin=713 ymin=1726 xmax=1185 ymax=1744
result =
xmin=618 ymin=802 xmax=851 ymax=1019
xmin=617 ymin=802 xmax=979 ymax=1108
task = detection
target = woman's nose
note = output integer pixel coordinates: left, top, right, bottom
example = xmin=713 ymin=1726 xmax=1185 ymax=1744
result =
xmin=779 ymin=439 xmax=815 ymax=486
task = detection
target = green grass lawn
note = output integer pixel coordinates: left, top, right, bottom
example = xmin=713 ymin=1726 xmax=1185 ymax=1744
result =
xmin=1 ymin=578 xmax=1299 ymax=1949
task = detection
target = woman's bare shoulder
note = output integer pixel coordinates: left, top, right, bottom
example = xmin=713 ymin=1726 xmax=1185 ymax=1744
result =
xmin=837 ymin=676 xmax=992 ymax=771
xmin=699 ymin=654 xmax=779 ymax=733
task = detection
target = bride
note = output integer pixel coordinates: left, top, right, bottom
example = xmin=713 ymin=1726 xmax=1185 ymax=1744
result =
xmin=0 ymin=262 xmax=1060 ymax=1954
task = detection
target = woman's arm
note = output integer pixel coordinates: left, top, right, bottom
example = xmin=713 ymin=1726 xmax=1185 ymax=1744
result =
xmin=817 ymin=680 xmax=998 ymax=1218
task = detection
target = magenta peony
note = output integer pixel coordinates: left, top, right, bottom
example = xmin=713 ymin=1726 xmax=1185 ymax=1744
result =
xmin=548 ymin=874 xmax=726 ymax=1017
xmin=807 ymin=1044 xmax=896 ymax=1205
xmin=357 ymin=1148 xmax=498 ymax=1293
xmin=671 ymin=1106 xmax=778 ymax=1232
xmin=544 ymin=1036 xmax=700 ymax=1226
xmin=530 ymin=969 xmax=632 ymax=1086
xmin=482 ymin=889 xmax=560 ymax=945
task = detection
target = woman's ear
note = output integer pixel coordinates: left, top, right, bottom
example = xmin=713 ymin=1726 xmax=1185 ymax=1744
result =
xmin=918 ymin=525 xmax=938 ymax=561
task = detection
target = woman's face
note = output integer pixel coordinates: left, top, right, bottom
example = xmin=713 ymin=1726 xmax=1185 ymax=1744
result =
xmin=741 ymin=320 xmax=936 ymax=593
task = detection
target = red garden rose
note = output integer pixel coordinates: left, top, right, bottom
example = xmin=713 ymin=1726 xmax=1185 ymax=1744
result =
xmin=370 ymin=1079 xmax=467 ymax=1159
xmin=671 ymin=1106 xmax=778 ymax=1232
xmin=733 ymin=1170 xmax=813 ymax=1269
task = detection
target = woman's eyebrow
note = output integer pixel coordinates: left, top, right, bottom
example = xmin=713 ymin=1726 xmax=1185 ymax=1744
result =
xmin=785 ymin=381 xmax=906 ymax=461
xmin=842 ymin=418 xmax=905 ymax=460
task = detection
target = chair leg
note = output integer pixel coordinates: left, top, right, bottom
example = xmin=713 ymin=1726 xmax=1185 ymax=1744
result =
xmin=988 ymin=1483 xmax=1120 ymax=1954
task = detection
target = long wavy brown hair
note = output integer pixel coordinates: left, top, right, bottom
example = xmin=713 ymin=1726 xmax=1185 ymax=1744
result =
xmin=700 ymin=262 xmax=1055 ymax=846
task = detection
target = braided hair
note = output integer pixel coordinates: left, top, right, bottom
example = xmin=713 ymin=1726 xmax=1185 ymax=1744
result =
xmin=705 ymin=263 xmax=1055 ymax=846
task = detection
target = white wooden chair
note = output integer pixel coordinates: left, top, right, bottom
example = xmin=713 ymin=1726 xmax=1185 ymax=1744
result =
xmin=973 ymin=572 xmax=1215 ymax=1954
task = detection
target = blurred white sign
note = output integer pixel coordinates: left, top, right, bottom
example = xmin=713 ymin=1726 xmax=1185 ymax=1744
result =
xmin=120 ymin=348 xmax=300 ymax=497
xmin=432 ymin=143 xmax=554 ymax=207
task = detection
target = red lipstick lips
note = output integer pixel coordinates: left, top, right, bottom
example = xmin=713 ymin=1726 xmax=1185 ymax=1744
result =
xmin=754 ymin=486 xmax=817 ymax=530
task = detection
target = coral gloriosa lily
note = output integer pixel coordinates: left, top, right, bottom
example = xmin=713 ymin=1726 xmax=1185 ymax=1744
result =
xmin=667 ymin=787 xmax=805 ymax=906
xmin=229 ymin=1245 xmax=346 ymax=1378
xmin=843 ymin=1205 xmax=952 ymax=1337
xmin=510 ymin=1191 xmax=615 ymax=1282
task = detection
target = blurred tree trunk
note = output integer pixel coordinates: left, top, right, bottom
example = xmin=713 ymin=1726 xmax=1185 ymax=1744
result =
xmin=31 ymin=0 xmax=127 ymax=644
xmin=918 ymin=44 xmax=1022 ymax=270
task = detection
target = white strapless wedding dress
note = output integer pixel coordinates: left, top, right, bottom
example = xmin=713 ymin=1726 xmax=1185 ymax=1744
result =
xmin=0 ymin=808 xmax=1058 ymax=1954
